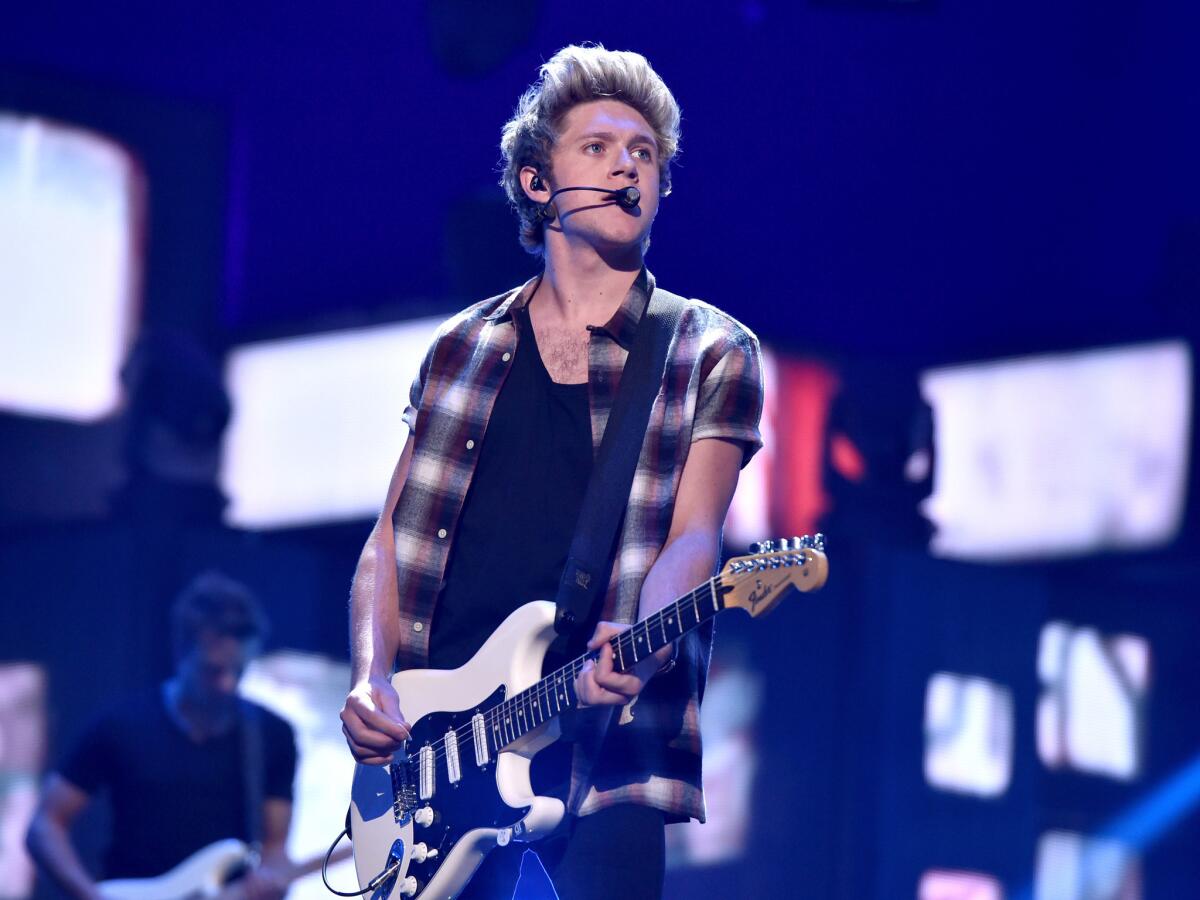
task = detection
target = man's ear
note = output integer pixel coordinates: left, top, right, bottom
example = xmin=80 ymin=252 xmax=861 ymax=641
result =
xmin=521 ymin=166 xmax=549 ymax=203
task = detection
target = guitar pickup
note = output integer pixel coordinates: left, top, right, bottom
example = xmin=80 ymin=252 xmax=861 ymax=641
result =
xmin=418 ymin=744 xmax=435 ymax=801
xmin=471 ymin=713 xmax=489 ymax=766
xmin=445 ymin=727 xmax=461 ymax=785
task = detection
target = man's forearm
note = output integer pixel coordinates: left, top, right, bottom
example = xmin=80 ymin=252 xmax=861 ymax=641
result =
xmin=350 ymin=524 xmax=401 ymax=684
xmin=26 ymin=816 xmax=100 ymax=900
xmin=637 ymin=529 xmax=721 ymax=664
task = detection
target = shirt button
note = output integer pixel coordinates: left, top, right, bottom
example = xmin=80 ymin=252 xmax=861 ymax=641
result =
xmin=502 ymin=352 xmax=512 ymax=362
xmin=437 ymin=528 xmax=448 ymax=539
xmin=413 ymin=622 xmax=424 ymax=633
xmin=466 ymin=439 xmax=475 ymax=450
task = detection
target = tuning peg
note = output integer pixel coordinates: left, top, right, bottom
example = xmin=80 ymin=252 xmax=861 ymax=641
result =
xmin=795 ymin=534 xmax=827 ymax=551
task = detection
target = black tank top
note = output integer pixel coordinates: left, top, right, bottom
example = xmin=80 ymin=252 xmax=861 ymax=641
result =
xmin=428 ymin=308 xmax=593 ymax=671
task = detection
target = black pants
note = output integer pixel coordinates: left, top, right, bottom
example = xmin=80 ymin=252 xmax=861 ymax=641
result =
xmin=457 ymin=804 xmax=666 ymax=900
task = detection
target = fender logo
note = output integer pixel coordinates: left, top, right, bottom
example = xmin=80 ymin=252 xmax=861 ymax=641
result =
xmin=747 ymin=579 xmax=778 ymax=610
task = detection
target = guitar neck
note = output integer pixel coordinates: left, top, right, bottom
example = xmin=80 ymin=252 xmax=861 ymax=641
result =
xmin=401 ymin=538 xmax=824 ymax=802
xmin=481 ymin=576 xmax=727 ymax=751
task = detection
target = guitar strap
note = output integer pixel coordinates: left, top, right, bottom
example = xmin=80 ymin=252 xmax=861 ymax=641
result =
xmin=240 ymin=699 xmax=264 ymax=854
xmin=550 ymin=284 xmax=686 ymax=659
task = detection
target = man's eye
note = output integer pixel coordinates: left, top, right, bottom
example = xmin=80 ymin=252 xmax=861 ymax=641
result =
xmin=633 ymin=148 xmax=653 ymax=161
xmin=585 ymin=142 xmax=603 ymax=154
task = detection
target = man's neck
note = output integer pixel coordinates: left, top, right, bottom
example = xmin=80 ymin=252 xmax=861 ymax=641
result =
xmin=162 ymin=678 xmax=236 ymax=741
xmin=535 ymin=237 xmax=643 ymax=329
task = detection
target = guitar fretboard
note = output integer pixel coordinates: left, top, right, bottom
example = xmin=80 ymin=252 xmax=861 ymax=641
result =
xmin=407 ymin=574 xmax=728 ymax=776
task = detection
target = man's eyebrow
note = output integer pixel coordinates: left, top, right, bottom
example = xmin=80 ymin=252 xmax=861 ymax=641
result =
xmin=580 ymin=130 xmax=658 ymax=148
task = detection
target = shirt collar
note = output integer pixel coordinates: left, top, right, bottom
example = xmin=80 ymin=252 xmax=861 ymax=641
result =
xmin=483 ymin=267 xmax=655 ymax=352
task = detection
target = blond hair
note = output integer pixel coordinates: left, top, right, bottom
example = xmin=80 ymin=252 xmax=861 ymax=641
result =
xmin=499 ymin=44 xmax=681 ymax=255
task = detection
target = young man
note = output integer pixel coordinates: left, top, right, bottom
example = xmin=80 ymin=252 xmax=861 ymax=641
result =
xmin=340 ymin=45 xmax=763 ymax=900
xmin=26 ymin=572 xmax=297 ymax=900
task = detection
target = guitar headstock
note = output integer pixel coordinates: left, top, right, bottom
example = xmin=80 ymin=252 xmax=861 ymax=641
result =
xmin=720 ymin=535 xmax=829 ymax=618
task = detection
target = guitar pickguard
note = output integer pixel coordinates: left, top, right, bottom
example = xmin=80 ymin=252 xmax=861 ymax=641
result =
xmin=349 ymin=601 xmax=566 ymax=900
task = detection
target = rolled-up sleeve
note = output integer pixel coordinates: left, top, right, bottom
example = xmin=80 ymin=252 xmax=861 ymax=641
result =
xmin=690 ymin=327 xmax=765 ymax=468
xmin=401 ymin=335 xmax=439 ymax=436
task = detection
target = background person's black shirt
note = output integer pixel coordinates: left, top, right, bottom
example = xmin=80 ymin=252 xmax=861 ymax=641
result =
xmin=57 ymin=688 xmax=296 ymax=879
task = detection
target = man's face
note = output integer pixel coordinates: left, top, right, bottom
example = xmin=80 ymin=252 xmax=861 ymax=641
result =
xmin=536 ymin=99 xmax=662 ymax=253
xmin=176 ymin=630 xmax=256 ymax=714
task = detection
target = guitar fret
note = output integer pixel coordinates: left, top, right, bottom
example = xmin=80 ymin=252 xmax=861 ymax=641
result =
xmin=709 ymin=578 xmax=720 ymax=613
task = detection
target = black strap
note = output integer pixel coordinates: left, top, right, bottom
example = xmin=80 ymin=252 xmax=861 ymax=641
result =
xmin=551 ymin=286 xmax=686 ymax=657
xmin=240 ymin=699 xmax=264 ymax=852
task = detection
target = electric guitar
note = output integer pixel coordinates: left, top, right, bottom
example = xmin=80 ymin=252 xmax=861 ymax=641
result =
xmin=97 ymin=839 xmax=352 ymax=899
xmin=347 ymin=536 xmax=828 ymax=900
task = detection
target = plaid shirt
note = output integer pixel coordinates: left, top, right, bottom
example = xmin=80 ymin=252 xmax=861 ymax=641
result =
xmin=391 ymin=268 xmax=763 ymax=823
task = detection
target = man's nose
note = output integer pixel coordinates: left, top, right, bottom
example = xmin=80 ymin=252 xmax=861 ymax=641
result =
xmin=612 ymin=148 xmax=638 ymax=179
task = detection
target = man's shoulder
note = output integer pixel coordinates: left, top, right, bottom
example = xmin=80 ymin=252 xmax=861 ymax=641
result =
xmin=662 ymin=290 xmax=760 ymax=353
xmin=241 ymin=699 xmax=295 ymax=739
xmin=93 ymin=687 xmax=166 ymax=729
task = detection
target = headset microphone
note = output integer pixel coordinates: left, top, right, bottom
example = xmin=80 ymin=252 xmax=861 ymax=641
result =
xmin=537 ymin=185 xmax=642 ymax=220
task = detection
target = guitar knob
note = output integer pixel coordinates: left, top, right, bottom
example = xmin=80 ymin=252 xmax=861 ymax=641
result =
xmin=398 ymin=875 xmax=422 ymax=897
xmin=413 ymin=806 xmax=435 ymax=827
xmin=777 ymin=537 xmax=792 ymax=551
xmin=410 ymin=842 xmax=438 ymax=864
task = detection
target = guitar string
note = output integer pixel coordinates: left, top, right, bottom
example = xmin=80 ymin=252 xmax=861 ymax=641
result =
xmin=399 ymin=577 xmax=726 ymax=775
xmin=390 ymin=548 xmax=816 ymax=784
xmin=400 ymin=552 xmax=808 ymax=774
xmin=399 ymin=560 xmax=816 ymax=775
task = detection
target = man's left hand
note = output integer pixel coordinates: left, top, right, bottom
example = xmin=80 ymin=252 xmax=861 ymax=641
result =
xmin=575 ymin=622 xmax=673 ymax=708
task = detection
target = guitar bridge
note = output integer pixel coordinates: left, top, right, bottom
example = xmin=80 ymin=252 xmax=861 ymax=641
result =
xmin=389 ymin=750 xmax=417 ymax=823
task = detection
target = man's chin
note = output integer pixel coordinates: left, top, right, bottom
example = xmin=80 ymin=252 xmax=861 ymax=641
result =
xmin=197 ymin=695 xmax=240 ymax=716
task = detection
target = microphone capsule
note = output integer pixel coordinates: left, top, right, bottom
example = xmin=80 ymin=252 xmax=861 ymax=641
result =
xmin=615 ymin=186 xmax=641 ymax=209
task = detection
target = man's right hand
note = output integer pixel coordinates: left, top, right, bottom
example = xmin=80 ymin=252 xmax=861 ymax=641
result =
xmin=340 ymin=676 xmax=410 ymax=765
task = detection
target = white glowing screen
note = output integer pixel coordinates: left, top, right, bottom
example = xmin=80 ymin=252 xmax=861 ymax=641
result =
xmin=0 ymin=663 xmax=46 ymax=899
xmin=221 ymin=317 xmax=442 ymax=528
xmin=724 ymin=347 xmax=776 ymax=548
xmin=667 ymin=660 xmax=764 ymax=868
xmin=240 ymin=652 xmax=356 ymax=899
xmin=1034 ymin=831 xmax=1141 ymax=900
xmin=922 ymin=341 xmax=1191 ymax=560
xmin=0 ymin=115 xmax=140 ymax=421
xmin=924 ymin=672 xmax=1013 ymax=798
xmin=1037 ymin=621 xmax=1149 ymax=782
xmin=918 ymin=869 xmax=1003 ymax=900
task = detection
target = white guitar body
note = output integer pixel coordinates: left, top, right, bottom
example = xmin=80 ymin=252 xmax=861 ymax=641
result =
xmin=349 ymin=600 xmax=566 ymax=900
xmin=98 ymin=839 xmax=249 ymax=899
